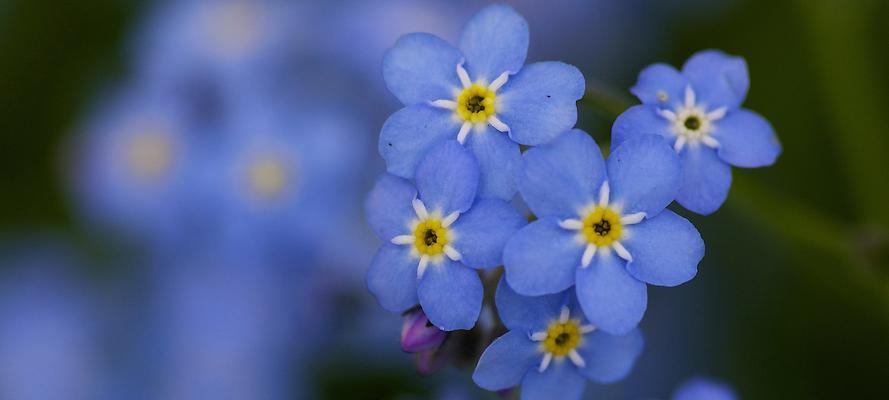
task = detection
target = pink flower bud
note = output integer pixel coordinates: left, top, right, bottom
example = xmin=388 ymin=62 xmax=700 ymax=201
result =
xmin=401 ymin=308 xmax=446 ymax=353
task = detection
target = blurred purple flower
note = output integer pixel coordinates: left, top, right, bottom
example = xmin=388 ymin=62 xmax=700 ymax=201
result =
xmin=401 ymin=308 xmax=447 ymax=353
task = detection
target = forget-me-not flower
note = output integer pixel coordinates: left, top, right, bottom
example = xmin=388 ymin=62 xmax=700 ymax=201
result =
xmin=612 ymin=50 xmax=781 ymax=215
xmin=672 ymin=377 xmax=737 ymax=400
xmin=473 ymin=279 xmax=643 ymax=400
xmin=503 ymin=130 xmax=704 ymax=334
xmin=366 ymin=140 xmax=526 ymax=330
xmin=380 ymin=4 xmax=585 ymax=200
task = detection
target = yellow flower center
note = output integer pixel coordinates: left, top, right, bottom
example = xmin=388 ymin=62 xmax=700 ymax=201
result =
xmin=581 ymin=207 xmax=623 ymax=246
xmin=126 ymin=131 xmax=173 ymax=182
xmin=455 ymin=84 xmax=496 ymax=124
xmin=248 ymin=157 xmax=289 ymax=199
xmin=541 ymin=319 xmax=583 ymax=357
xmin=413 ymin=219 xmax=450 ymax=256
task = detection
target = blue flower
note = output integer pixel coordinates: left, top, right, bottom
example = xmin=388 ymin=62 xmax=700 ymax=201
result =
xmin=380 ymin=4 xmax=585 ymax=200
xmin=472 ymin=279 xmax=644 ymax=400
xmin=612 ymin=50 xmax=782 ymax=215
xmin=672 ymin=377 xmax=737 ymax=400
xmin=503 ymin=130 xmax=704 ymax=334
xmin=366 ymin=140 xmax=526 ymax=330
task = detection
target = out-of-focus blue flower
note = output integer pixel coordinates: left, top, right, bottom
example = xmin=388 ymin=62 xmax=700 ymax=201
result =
xmin=672 ymin=377 xmax=737 ymax=400
xmin=503 ymin=130 xmax=704 ymax=334
xmin=0 ymin=246 xmax=104 ymax=400
xmin=366 ymin=141 xmax=525 ymax=330
xmin=473 ymin=279 xmax=643 ymax=400
xmin=379 ymin=4 xmax=585 ymax=200
xmin=612 ymin=50 xmax=782 ymax=215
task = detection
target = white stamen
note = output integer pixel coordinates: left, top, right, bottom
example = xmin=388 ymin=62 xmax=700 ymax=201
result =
xmin=581 ymin=244 xmax=597 ymax=268
xmin=579 ymin=324 xmax=596 ymax=334
xmin=559 ymin=306 xmax=571 ymax=323
xmin=488 ymin=115 xmax=509 ymax=132
xmin=538 ymin=353 xmax=553 ymax=372
xmin=443 ymin=245 xmax=462 ymax=261
xmin=674 ymin=136 xmax=687 ymax=152
xmin=684 ymin=85 xmax=696 ymax=108
xmin=430 ymin=99 xmax=457 ymax=110
xmin=488 ymin=71 xmax=510 ymax=91
xmin=412 ymin=198 xmax=428 ymax=219
xmin=598 ymin=181 xmax=610 ymax=207
xmin=391 ymin=235 xmax=414 ymax=245
xmin=456 ymin=63 xmax=472 ymax=88
xmin=612 ymin=241 xmax=633 ymax=262
xmin=567 ymin=349 xmax=586 ymax=368
xmin=701 ymin=135 xmax=720 ymax=149
xmin=417 ymin=255 xmax=430 ymax=279
xmin=707 ymin=107 xmax=728 ymax=121
xmin=530 ymin=331 xmax=548 ymax=341
xmin=441 ymin=211 xmax=460 ymax=228
xmin=558 ymin=219 xmax=584 ymax=230
xmin=456 ymin=122 xmax=472 ymax=144
xmin=620 ymin=212 xmax=646 ymax=225
xmin=657 ymin=108 xmax=677 ymax=121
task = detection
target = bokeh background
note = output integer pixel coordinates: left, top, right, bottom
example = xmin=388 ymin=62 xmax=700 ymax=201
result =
xmin=1 ymin=0 xmax=887 ymax=399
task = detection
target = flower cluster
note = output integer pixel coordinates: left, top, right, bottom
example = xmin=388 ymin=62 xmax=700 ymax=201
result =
xmin=366 ymin=4 xmax=779 ymax=399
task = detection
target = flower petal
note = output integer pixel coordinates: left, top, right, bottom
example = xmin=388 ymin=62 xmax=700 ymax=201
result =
xmin=498 ymin=62 xmax=585 ymax=145
xmin=415 ymin=140 xmax=479 ymax=215
xmin=606 ymin=134 xmax=681 ymax=217
xmin=624 ymin=210 xmax=704 ymax=287
xmin=379 ymin=105 xmax=461 ymax=179
xmin=673 ymin=378 xmax=738 ymax=400
xmin=681 ymin=50 xmax=749 ymax=109
xmin=630 ymin=63 xmax=689 ymax=107
xmin=520 ymin=361 xmax=586 ymax=400
xmin=458 ymin=4 xmax=529 ymax=82
xmin=495 ymin=278 xmax=566 ymax=333
xmin=417 ymin=259 xmax=483 ymax=331
xmin=610 ymin=105 xmax=672 ymax=151
xmin=503 ymin=218 xmax=584 ymax=296
xmin=575 ymin=252 xmax=647 ymax=335
xmin=713 ymin=108 xmax=781 ymax=168
xmin=367 ymin=244 xmax=419 ymax=312
xmin=383 ymin=33 xmax=464 ymax=105
xmin=675 ymin=147 xmax=732 ymax=215
xmin=465 ymin=125 xmax=522 ymax=200
xmin=577 ymin=328 xmax=644 ymax=383
xmin=364 ymin=174 xmax=417 ymax=241
xmin=516 ymin=130 xmax=604 ymax=219
xmin=451 ymin=199 xmax=526 ymax=269
xmin=472 ymin=330 xmax=540 ymax=391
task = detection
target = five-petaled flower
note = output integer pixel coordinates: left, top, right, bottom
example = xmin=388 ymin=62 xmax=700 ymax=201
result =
xmin=473 ymin=280 xmax=643 ymax=400
xmin=366 ymin=140 xmax=526 ymax=330
xmin=380 ymin=4 xmax=585 ymax=200
xmin=612 ymin=50 xmax=782 ymax=215
xmin=503 ymin=130 xmax=705 ymax=334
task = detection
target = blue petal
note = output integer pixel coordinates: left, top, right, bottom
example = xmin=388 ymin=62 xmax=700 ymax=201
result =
xmin=472 ymin=330 xmax=539 ymax=391
xmin=451 ymin=199 xmax=526 ymax=269
xmin=675 ymin=147 xmax=732 ymax=215
xmin=520 ymin=361 xmax=586 ymax=400
xmin=714 ymin=108 xmax=781 ymax=168
xmin=517 ymin=130 xmax=604 ymax=219
xmin=415 ymin=140 xmax=479 ymax=215
xmin=418 ymin=259 xmax=483 ymax=331
xmin=495 ymin=278 xmax=565 ymax=333
xmin=624 ymin=210 xmax=704 ymax=287
xmin=606 ymin=134 xmax=681 ymax=217
xmin=465 ymin=126 xmax=522 ymax=200
xmin=630 ymin=63 xmax=689 ymax=107
xmin=504 ymin=218 xmax=584 ymax=296
xmin=611 ymin=105 xmax=672 ymax=151
xmin=576 ymin=252 xmax=647 ymax=335
xmin=681 ymin=50 xmax=749 ymax=109
xmin=498 ymin=62 xmax=585 ymax=145
xmin=577 ymin=329 xmax=644 ymax=383
xmin=379 ymin=105 xmax=460 ymax=179
xmin=673 ymin=378 xmax=737 ymax=400
xmin=364 ymin=174 xmax=417 ymax=241
xmin=383 ymin=33 xmax=464 ymax=105
xmin=459 ymin=4 xmax=529 ymax=82
xmin=367 ymin=244 xmax=418 ymax=312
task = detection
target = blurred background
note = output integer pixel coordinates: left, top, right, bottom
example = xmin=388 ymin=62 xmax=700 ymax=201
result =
xmin=0 ymin=0 xmax=887 ymax=399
